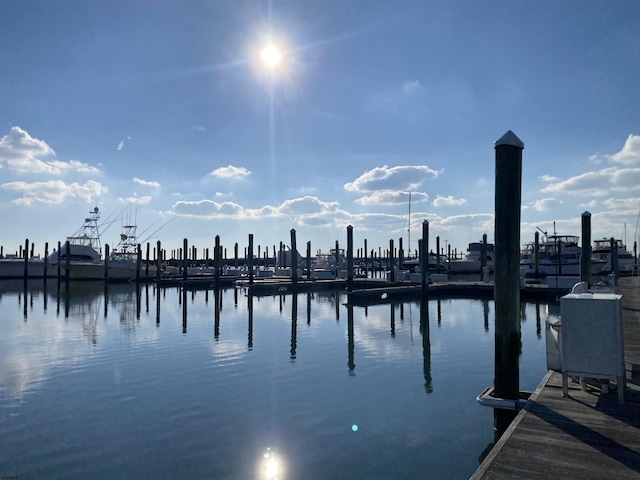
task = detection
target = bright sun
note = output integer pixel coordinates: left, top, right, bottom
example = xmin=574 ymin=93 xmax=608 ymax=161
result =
xmin=260 ymin=45 xmax=282 ymax=68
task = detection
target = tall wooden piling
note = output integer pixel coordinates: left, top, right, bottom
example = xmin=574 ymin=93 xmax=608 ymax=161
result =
xmin=389 ymin=239 xmax=395 ymax=282
xmin=347 ymin=225 xmax=354 ymax=291
xmin=65 ymin=240 xmax=70 ymax=283
xmin=214 ymin=235 xmax=221 ymax=288
xmin=421 ymin=220 xmax=429 ymax=295
xmin=493 ymin=130 xmax=524 ymax=437
xmin=290 ymin=229 xmax=298 ymax=287
xmin=306 ymin=241 xmax=312 ymax=279
xmin=136 ymin=244 xmax=142 ymax=282
xmin=102 ymin=244 xmax=109 ymax=280
xmin=44 ymin=242 xmax=49 ymax=280
xmin=580 ymin=211 xmax=592 ymax=285
xmin=248 ymin=234 xmax=254 ymax=285
xmin=23 ymin=239 xmax=29 ymax=279
xmin=182 ymin=238 xmax=188 ymax=281
xmin=156 ymin=241 xmax=162 ymax=280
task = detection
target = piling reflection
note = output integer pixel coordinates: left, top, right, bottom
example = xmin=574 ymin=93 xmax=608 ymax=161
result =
xmin=214 ymin=287 xmax=221 ymax=340
xmin=248 ymin=293 xmax=254 ymax=350
xmin=420 ymin=298 xmax=433 ymax=394
xmin=347 ymin=304 xmax=355 ymax=375
xmin=290 ymin=294 xmax=297 ymax=360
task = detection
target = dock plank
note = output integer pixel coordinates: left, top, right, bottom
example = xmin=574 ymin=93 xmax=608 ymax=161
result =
xmin=471 ymin=276 xmax=640 ymax=480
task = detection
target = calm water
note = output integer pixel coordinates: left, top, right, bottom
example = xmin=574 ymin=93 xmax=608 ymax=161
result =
xmin=0 ymin=280 xmax=557 ymax=479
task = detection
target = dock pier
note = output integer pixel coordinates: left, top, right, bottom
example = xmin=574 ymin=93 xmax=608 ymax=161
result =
xmin=470 ymin=275 xmax=640 ymax=479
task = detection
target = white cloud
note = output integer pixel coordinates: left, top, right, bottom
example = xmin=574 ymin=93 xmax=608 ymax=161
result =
xmin=609 ymin=134 xmax=640 ymax=165
xmin=355 ymin=190 xmax=428 ymax=206
xmin=210 ymin=165 xmax=251 ymax=179
xmin=541 ymin=167 xmax=640 ymax=197
xmin=1 ymin=180 xmax=108 ymax=205
xmin=133 ymin=177 xmax=161 ymax=188
xmin=117 ymin=140 xmax=124 ymax=151
xmin=125 ymin=195 xmax=152 ymax=205
xmin=531 ymin=197 xmax=561 ymax=212
xmin=344 ymin=165 xmax=440 ymax=193
xmin=0 ymin=126 xmax=98 ymax=174
xmin=167 ymin=196 xmax=348 ymax=226
xmin=193 ymin=125 xmax=207 ymax=132
xmin=433 ymin=195 xmax=466 ymax=207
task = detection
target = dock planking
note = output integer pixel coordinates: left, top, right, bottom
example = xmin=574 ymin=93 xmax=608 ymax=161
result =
xmin=471 ymin=276 xmax=640 ymax=480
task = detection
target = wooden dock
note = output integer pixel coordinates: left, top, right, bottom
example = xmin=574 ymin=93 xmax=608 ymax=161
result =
xmin=470 ymin=276 xmax=640 ymax=479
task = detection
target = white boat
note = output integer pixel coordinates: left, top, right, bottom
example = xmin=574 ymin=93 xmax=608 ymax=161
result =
xmin=448 ymin=242 xmax=494 ymax=273
xmin=312 ymin=248 xmax=347 ymax=279
xmin=592 ymin=238 xmax=636 ymax=274
xmin=521 ymin=234 xmax=606 ymax=277
xmin=107 ymin=223 xmax=160 ymax=280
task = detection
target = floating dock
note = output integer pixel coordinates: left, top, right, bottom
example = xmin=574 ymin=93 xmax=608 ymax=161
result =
xmin=470 ymin=276 xmax=640 ymax=479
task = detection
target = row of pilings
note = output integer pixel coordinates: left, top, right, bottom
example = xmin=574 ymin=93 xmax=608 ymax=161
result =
xmin=1 ymin=227 xmax=466 ymax=284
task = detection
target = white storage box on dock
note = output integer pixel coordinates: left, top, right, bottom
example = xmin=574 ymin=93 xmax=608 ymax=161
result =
xmin=559 ymin=291 xmax=625 ymax=401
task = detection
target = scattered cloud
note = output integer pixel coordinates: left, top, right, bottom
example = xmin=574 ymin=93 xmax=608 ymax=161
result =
xmin=125 ymin=195 xmax=152 ymax=205
xmin=193 ymin=125 xmax=207 ymax=132
xmin=0 ymin=126 xmax=98 ymax=174
xmin=541 ymin=167 xmax=640 ymax=197
xmin=609 ymin=134 xmax=640 ymax=165
xmin=210 ymin=165 xmax=251 ymax=179
xmin=355 ymin=190 xmax=429 ymax=206
xmin=133 ymin=177 xmax=161 ymax=188
xmin=117 ymin=140 xmax=124 ymax=151
xmin=531 ymin=197 xmax=561 ymax=212
xmin=344 ymin=165 xmax=440 ymax=193
xmin=433 ymin=195 xmax=466 ymax=207
xmin=1 ymin=180 xmax=108 ymax=205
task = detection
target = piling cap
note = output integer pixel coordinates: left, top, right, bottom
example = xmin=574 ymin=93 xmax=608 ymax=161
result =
xmin=582 ymin=211 xmax=591 ymax=217
xmin=495 ymin=130 xmax=524 ymax=149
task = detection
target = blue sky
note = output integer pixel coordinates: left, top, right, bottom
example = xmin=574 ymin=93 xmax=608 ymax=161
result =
xmin=1 ymin=0 xmax=639 ymax=258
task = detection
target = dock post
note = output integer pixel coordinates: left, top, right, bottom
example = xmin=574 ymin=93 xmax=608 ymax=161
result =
xmin=611 ymin=237 xmax=619 ymax=285
xmin=136 ymin=244 xmax=142 ymax=283
xmin=436 ymin=236 xmax=440 ymax=272
xmin=580 ymin=211 xmax=592 ymax=286
xmin=421 ymin=220 xmax=429 ymax=295
xmin=156 ymin=241 xmax=162 ymax=280
xmin=306 ymin=241 xmax=311 ymax=279
xmin=214 ymin=235 xmax=221 ymax=288
xmin=364 ymin=239 xmax=368 ymax=278
xmin=389 ymin=239 xmax=395 ymax=282
xmin=103 ymin=244 xmax=110 ymax=281
xmin=183 ymin=238 xmax=188 ymax=281
xmin=347 ymin=225 xmax=354 ymax=291
xmin=57 ymin=241 xmax=61 ymax=280
xmin=494 ymin=130 xmax=524 ymax=438
xmin=146 ymin=243 xmax=150 ymax=277
xmin=23 ymin=239 xmax=29 ymax=279
xmin=65 ymin=240 xmax=70 ymax=283
xmin=44 ymin=242 xmax=49 ymax=281
xmin=248 ymin=234 xmax=254 ymax=285
xmin=290 ymin=229 xmax=298 ymax=288
xmin=534 ymin=231 xmax=540 ymax=278
xmin=481 ymin=233 xmax=488 ymax=277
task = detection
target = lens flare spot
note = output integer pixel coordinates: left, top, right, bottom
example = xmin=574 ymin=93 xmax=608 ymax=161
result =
xmin=352 ymin=424 xmax=359 ymax=432
xmin=261 ymin=45 xmax=282 ymax=68
xmin=262 ymin=448 xmax=282 ymax=479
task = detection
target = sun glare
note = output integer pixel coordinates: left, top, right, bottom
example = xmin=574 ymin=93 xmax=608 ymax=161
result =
xmin=261 ymin=45 xmax=282 ymax=68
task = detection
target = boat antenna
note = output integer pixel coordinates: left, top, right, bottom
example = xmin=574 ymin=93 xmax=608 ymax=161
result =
xmin=536 ymin=226 xmax=547 ymax=239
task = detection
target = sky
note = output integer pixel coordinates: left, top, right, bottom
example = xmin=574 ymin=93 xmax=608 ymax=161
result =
xmin=1 ymin=0 xmax=640 ymax=259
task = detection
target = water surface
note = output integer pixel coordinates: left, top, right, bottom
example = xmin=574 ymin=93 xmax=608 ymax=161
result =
xmin=0 ymin=281 xmax=556 ymax=479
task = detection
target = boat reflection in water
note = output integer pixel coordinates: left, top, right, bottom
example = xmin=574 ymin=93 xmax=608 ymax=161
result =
xmin=0 ymin=281 xmax=554 ymax=479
